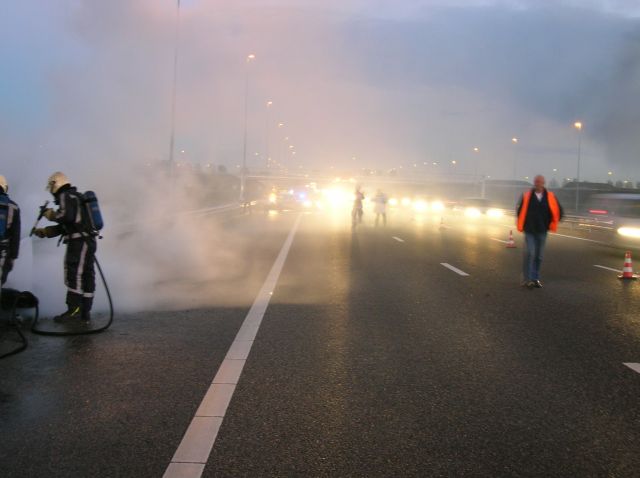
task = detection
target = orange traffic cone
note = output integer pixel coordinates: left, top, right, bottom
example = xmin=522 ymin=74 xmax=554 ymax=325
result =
xmin=618 ymin=251 xmax=638 ymax=280
xmin=506 ymin=230 xmax=517 ymax=249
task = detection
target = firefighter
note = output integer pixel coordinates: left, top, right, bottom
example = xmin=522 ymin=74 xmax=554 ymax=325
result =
xmin=352 ymin=186 xmax=365 ymax=227
xmin=373 ymin=189 xmax=388 ymax=227
xmin=33 ymin=172 xmax=96 ymax=321
xmin=0 ymin=175 xmax=21 ymax=286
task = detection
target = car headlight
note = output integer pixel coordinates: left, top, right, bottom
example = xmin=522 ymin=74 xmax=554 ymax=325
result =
xmin=617 ymin=227 xmax=640 ymax=239
xmin=268 ymin=193 xmax=277 ymax=204
xmin=303 ymin=200 xmax=313 ymax=208
xmin=413 ymin=200 xmax=428 ymax=213
xmin=401 ymin=197 xmax=412 ymax=207
xmin=431 ymin=200 xmax=445 ymax=212
xmin=487 ymin=208 xmax=504 ymax=219
xmin=464 ymin=207 xmax=482 ymax=218
xmin=388 ymin=198 xmax=399 ymax=207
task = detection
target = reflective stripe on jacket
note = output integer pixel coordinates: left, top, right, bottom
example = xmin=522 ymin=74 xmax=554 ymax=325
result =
xmin=517 ymin=190 xmax=561 ymax=233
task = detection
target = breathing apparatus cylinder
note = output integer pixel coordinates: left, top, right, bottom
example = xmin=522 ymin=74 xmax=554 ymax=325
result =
xmin=82 ymin=191 xmax=104 ymax=232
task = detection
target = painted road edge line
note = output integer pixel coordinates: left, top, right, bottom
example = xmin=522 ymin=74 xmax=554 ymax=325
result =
xmin=392 ymin=236 xmax=405 ymax=243
xmin=623 ymin=363 xmax=640 ymax=374
xmin=551 ymin=232 xmax=602 ymax=244
xmin=594 ymin=265 xmax=623 ymax=273
xmin=163 ymin=213 xmax=303 ymax=478
xmin=441 ymin=263 xmax=470 ymax=277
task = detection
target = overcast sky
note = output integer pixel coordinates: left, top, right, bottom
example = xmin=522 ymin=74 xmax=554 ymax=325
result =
xmin=2 ymin=0 xmax=640 ymax=185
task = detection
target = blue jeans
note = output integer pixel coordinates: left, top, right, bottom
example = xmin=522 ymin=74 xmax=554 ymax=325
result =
xmin=523 ymin=232 xmax=547 ymax=281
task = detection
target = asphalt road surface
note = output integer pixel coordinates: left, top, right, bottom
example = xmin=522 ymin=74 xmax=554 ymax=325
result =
xmin=2 ymin=206 xmax=640 ymax=477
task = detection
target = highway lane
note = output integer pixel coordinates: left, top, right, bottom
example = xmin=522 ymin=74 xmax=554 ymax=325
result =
xmin=206 ymin=209 xmax=640 ymax=477
xmin=0 ymin=211 xmax=297 ymax=478
xmin=2 ymin=207 xmax=640 ymax=477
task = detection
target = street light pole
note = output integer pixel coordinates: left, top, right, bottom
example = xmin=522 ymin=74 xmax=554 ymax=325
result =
xmin=241 ymin=54 xmax=256 ymax=203
xmin=472 ymin=147 xmax=484 ymax=198
xmin=265 ymin=100 xmax=273 ymax=170
xmin=511 ymin=137 xmax=519 ymax=203
xmin=574 ymin=121 xmax=583 ymax=213
xmin=168 ymin=0 xmax=181 ymax=180
xmin=511 ymin=137 xmax=519 ymax=180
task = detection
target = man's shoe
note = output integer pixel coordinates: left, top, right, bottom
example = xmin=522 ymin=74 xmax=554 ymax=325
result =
xmin=534 ymin=280 xmax=543 ymax=288
xmin=521 ymin=280 xmax=535 ymax=288
xmin=53 ymin=306 xmax=81 ymax=322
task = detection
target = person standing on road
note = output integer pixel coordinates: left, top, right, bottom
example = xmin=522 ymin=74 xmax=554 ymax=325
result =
xmin=0 ymin=175 xmax=21 ymax=286
xmin=373 ymin=189 xmax=388 ymax=227
xmin=33 ymin=172 xmax=97 ymax=322
xmin=352 ymin=186 xmax=365 ymax=228
xmin=517 ymin=175 xmax=563 ymax=288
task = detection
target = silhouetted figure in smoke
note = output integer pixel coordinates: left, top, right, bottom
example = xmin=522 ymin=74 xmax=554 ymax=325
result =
xmin=373 ymin=189 xmax=388 ymax=227
xmin=0 ymin=175 xmax=21 ymax=286
xmin=352 ymin=186 xmax=365 ymax=228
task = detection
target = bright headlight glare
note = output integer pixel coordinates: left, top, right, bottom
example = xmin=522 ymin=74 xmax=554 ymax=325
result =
xmin=617 ymin=227 xmax=640 ymax=239
xmin=389 ymin=198 xmax=399 ymax=207
xmin=465 ymin=207 xmax=482 ymax=218
xmin=268 ymin=193 xmax=277 ymax=204
xmin=413 ymin=200 xmax=428 ymax=213
xmin=401 ymin=197 xmax=412 ymax=207
xmin=487 ymin=208 xmax=504 ymax=219
xmin=322 ymin=188 xmax=350 ymax=208
xmin=431 ymin=201 xmax=445 ymax=212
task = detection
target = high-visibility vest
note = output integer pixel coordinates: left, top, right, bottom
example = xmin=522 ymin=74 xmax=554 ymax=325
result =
xmin=517 ymin=190 xmax=561 ymax=233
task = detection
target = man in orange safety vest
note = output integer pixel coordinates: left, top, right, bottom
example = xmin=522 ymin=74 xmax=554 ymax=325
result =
xmin=517 ymin=175 xmax=563 ymax=288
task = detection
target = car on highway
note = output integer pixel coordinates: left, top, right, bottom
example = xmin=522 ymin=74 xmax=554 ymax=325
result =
xmin=453 ymin=197 xmax=506 ymax=220
xmin=267 ymin=187 xmax=322 ymax=212
xmin=582 ymin=193 xmax=640 ymax=248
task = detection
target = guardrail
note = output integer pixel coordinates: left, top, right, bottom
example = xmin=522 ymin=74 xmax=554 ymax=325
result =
xmin=501 ymin=209 xmax=613 ymax=233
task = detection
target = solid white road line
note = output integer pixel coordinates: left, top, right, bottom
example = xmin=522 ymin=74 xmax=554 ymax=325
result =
xmin=594 ymin=265 xmax=623 ymax=273
xmin=623 ymin=363 xmax=640 ymax=374
xmin=551 ymin=232 xmax=602 ymax=244
xmin=440 ymin=263 xmax=470 ymax=277
xmin=392 ymin=236 xmax=405 ymax=243
xmin=163 ymin=214 xmax=302 ymax=478
xmin=490 ymin=238 xmax=509 ymax=244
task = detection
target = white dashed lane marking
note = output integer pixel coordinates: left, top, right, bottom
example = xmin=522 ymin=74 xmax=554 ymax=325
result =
xmin=392 ymin=236 xmax=405 ymax=243
xmin=624 ymin=363 xmax=640 ymax=374
xmin=440 ymin=263 xmax=470 ymax=277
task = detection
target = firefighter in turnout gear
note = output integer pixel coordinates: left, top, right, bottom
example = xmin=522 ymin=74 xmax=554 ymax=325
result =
xmin=0 ymin=175 xmax=21 ymax=286
xmin=33 ymin=172 xmax=96 ymax=322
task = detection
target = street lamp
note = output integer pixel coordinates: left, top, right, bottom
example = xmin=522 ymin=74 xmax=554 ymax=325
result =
xmin=573 ymin=121 xmax=583 ymax=212
xmin=241 ymin=53 xmax=256 ymax=202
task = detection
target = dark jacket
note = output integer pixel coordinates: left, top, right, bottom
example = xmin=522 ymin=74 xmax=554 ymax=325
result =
xmin=0 ymin=191 xmax=21 ymax=259
xmin=517 ymin=188 xmax=564 ymax=234
xmin=44 ymin=184 xmax=89 ymax=240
